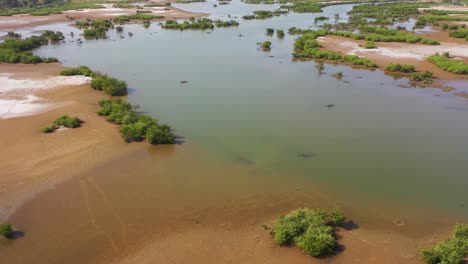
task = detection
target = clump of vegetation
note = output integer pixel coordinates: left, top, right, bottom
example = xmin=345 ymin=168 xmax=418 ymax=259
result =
xmin=385 ymin=63 xmax=416 ymax=73
xmin=42 ymin=115 xmax=82 ymax=133
xmin=242 ymin=9 xmax=286 ymax=20
xmin=428 ymin=53 xmax=468 ymax=74
xmin=314 ymin=16 xmax=329 ymax=22
xmin=60 ymin=65 xmax=93 ymax=76
xmin=261 ymin=41 xmax=271 ymax=50
xmin=364 ymin=41 xmax=377 ymax=49
xmin=266 ymin=28 xmax=274 ymax=36
xmin=293 ymin=31 xmax=377 ymax=68
xmin=409 ymin=70 xmax=433 ymax=84
xmin=0 ymin=32 xmax=59 ymax=64
xmin=163 ymin=18 xmax=238 ymax=30
xmin=272 ymin=208 xmax=346 ymax=257
xmin=0 ymin=223 xmax=13 ymax=238
xmin=3 ymin=31 xmax=22 ymax=40
xmin=420 ymin=224 xmax=468 ymax=264
xmin=334 ymin=71 xmax=343 ymax=79
xmin=449 ymin=28 xmax=468 ymax=39
xmin=214 ymin=19 xmax=239 ymax=27
xmin=113 ymin=13 xmax=164 ymax=24
xmin=91 ymin=74 xmax=128 ymax=96
xmin=76 ymin=19 xmax=113 ymax=39
xmin=276 ymin=29 xmax=285 ymax=38
xmin=97 ymin=99 xmax=175 ymax=144
xmin=60 ymin=66 xmax=127 ymax=96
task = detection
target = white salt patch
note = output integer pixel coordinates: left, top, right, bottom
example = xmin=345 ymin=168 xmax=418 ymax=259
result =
xmin=0 ymin=95 xmax=55 ymax=119
xmin=0 ymin=74 xmax=91 ymax=93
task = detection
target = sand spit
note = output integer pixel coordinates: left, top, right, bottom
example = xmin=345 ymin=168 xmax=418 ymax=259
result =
xmin=419 ymin=5 xmax=468 ymax=12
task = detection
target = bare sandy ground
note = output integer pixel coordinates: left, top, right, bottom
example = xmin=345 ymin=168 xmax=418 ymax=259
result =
xmin=419 ymin=5 xmax=468 ymax=12
xmin=0 ymin=63 xmax=145 ymax=220
xmin=0 ymin=4 xmax=208 ymax=31
xmin=317 ymin=35 xmax=468 ymax=94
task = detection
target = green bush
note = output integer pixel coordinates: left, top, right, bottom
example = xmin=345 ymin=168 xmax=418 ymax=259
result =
xmin=420 ymin=224 xmax=468 ymax=264
xmin=428 ymin=53 xmax=468 ymax=74
xmin=364 ymin=42 xmax=377 ymax=49
xmin=91 ymin=74 xmax=128 ymax=96
xmin=98 ymin=99 xmax=175 ymax=145
xmin=385 ymin=63 xmax=416 ymax=73
xmin=277 ymin=29 xmax=285 ymax=38
xmin=60 ymin=66 xmax=93 ymax=76
xmin=261 ymin=41 xmax=271 ymax=50
xmin=41 ymin=125 xmax=57 ymax=133
xmin=409 ymin=71 xmax=433 ymax=83
xmin=54 ymin=115 xmax=81 ymax=128
xmin=0 ymin=223 xmax=13 ymax=238
xmin=273 ymin=208 xmax=347 ymax=258
xmin=295 ymin=225 xmax=336 ymax=257
xmin=163 ymin=18 xmax=215 ymax=30
xmin=266 ymin=28 xmax=274 ymax=36
xmin=0 ymin=33 xmax=60 ymax=64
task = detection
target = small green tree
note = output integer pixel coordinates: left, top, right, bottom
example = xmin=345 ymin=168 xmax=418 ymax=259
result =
xmin=0 ymin=223 xmax=13 ymax=238
xmin=261 ymin=41 xmax=271 ymax=50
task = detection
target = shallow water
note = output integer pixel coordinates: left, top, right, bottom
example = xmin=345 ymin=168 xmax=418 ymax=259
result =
xmin=2 ymin=1 xmax=468 ymax=263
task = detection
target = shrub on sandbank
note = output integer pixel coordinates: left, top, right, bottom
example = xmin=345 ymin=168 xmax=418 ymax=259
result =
xmin=272 ymin=208 xmax=346 ymax=257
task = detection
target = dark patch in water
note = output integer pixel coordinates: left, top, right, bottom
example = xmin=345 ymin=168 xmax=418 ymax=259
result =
xmin=236 ymin=157 xmax=255 ymax=166
xmin=445 ymin=106 xmax=468 ymax=112
xmin=298 ymin=152 xmax=316 ymax=159
xmin=180 ymin=80 xmax=189 ymax=84
xmin=326 ymin=104 xmax=335 ymax=108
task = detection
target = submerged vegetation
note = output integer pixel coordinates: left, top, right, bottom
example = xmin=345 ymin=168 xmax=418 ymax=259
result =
xmin=428 ymin=53 xmax=468 ymax=74
xmin=0 ymin=31 xmax=61 ymax=63
xmin=97 ymin=99 xmax=175 ymax=144
xmin=420 ymin=224 xmax=468 ymax=264
xmin=271 ymin=208 xmax=346 ymax=257
xmin=75 ymin=19 xmax=113 ymax=39
xmin=42 ymin=115 xmax=82 ymax=133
